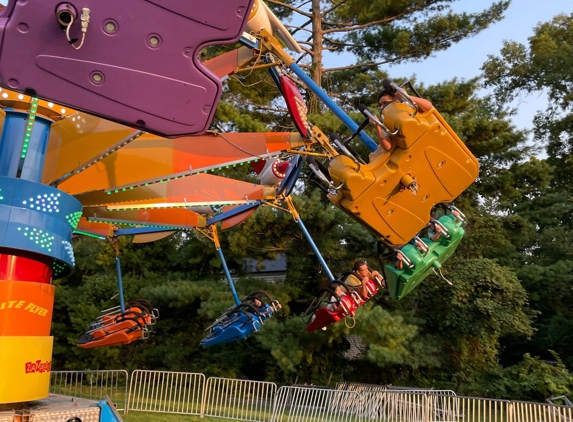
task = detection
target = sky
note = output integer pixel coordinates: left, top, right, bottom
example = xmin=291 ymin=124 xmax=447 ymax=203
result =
xmin=337 ymin=0 xmax=572 ymax=132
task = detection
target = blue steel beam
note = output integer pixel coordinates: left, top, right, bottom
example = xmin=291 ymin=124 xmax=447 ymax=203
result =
xmin=207 ymin=202 xmax=261 ymax=225
xmin=289 ymin=63 xmax=378 ymax=152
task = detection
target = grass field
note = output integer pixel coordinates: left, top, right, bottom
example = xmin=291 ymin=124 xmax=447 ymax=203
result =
xmin=122 ymin=413 xmax=236 ymax=422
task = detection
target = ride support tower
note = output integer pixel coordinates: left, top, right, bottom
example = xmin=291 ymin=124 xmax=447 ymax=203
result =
xmin=0 ymin=91 xmax=81 ymax=403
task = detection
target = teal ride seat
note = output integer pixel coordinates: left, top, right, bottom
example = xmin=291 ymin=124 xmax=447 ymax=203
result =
xmin=385 ymin=214 xmax=465 ymax=299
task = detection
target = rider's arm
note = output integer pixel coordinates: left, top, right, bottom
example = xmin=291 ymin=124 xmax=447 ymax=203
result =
xmin=370 ymin=119 xmax=392 ymax=151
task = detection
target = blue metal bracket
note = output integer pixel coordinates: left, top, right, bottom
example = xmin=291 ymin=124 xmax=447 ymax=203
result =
xmin=114 ymin=227 xmax=176 ymax=236
xmin=239 ymin=32 xmax=259 ymax=49
xmin=207 ymin=202 xmax=261 ymax=225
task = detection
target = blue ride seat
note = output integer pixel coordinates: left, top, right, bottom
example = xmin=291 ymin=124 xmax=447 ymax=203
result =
xmin=200 ymin=302 xmax=277 ymax=347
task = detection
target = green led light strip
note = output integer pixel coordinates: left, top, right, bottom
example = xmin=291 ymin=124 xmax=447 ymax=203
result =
xmin=20 ymin=97 xmax=39 ymax=159
xmin=106 ymin=199 xmax=258 ymax=211
xmin=72 ymin=230 xmax=106 ymax=240
xmin=86 ymin=217 xmax=193 ymax=230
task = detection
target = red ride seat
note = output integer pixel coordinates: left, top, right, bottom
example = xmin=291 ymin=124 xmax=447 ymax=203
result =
xmin=305 ymin=293 xmax=359 ymax=333
xmin=363 ymin=278 xmax=379 ymax=299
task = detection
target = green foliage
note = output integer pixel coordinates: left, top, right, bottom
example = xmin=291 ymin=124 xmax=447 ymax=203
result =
xmin=500 ymin=352 xmax=573 ymax=402
xmin=401 ymin=257 xmax=535 ymax=395
xmin=276 ymin=0 xmax=509 ymax=70
xmin=483 ymin=12 xmax=573 ymax=192
xmin=123 ymin=414 xmax=221 ymax=422
xmin=341 ymin=1 xmax=510 ymax=64
xmin=481 ymin=13 xmax=573 ymax=380
xmin=355 ymin=304 xmax=440 ymax=368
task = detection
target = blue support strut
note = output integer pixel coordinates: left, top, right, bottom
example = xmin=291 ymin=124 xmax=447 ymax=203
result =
xmin=295 ymin=217 xmax=335 ymax=282
xmin=216 ymin=246 xmax=241 ymax=306
xmin=289 ymin=63 xmax=379 ymax=152
xmin=115 ymin=257 xmax=126 ymax=314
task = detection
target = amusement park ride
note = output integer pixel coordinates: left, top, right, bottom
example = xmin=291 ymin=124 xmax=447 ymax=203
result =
xmin=0 ymin=0 xmax=479 ymax=413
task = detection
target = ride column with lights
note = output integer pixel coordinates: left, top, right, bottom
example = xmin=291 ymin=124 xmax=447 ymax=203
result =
xmin=0 ymin=91 xmax=82 ymax=404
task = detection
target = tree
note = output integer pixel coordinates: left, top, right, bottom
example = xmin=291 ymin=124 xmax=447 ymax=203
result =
xmin=269 ymin=0 xmax=509 ymax=100
xmin=482 ymin=12 xmax=573 ymax=191
xmin=213 ymin=0 xmax=512 ymax=123
xmin=499 ymin=352 xmax=573 ymax=402
xmin=403 ymin=258 xmax=534 ymax=396
xmin=482 ymin=13 xmax=573 ymax=369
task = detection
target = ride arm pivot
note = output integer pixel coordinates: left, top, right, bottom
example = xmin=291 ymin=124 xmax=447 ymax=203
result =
xmin=309 ymin=125 xmax=339 ymax=158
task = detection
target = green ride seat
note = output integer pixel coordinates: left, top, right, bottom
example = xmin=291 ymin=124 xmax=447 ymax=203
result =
xmin=385 ymin=214 xmax=465 ymax=299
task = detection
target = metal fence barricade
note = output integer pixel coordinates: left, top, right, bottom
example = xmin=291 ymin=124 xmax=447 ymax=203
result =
xmin=271 ymin=386 xmax=362 ymax=422
xmin=424 ymin=392 xmax=459 ymax=422
xmin=335 ymin=381 xmax=388 ymax=394
xmin=203 ymin=377 xmax=277 ymax=422
xmin=50 ymin=370 xmax=128 ymax=413
xmin=127 ymin=370 xmax=205 ymax=415
xmin=361 ymin=390 xmax=427 ymax=422
xmin=452 ymin=396 xmax=512 ymax=422
xmin=512 ymin=400 xmax=573 ymax=422
xmin=51 ymin=369 xmax=573 ymax=422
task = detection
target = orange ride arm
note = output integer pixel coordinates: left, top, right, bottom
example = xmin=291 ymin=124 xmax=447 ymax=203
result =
xmin=74 ymin=173 xmax=276 ymax=208
xmin=58 ymin=132 xmax=303 ymax=195
xmin=82 ymin=207 xmax=205 ymax=230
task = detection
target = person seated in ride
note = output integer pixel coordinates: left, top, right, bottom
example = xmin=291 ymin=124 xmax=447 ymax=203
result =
xmin=368 ymin=87 xmax=397 ymax=156
xmin=252 ymin=297 xmax=281 ymax=316
xmin=369 ymin=79 xmax=435 ymax=159
xmin=344 ymin=260 xmax=382 ymax=300
xmin=394 ymin=250 xmax=405 ymax=270
xmin=326 ymin=284 xmax=345 ymax=312
xmin=427 ymin=208 xmax=462 ymax=241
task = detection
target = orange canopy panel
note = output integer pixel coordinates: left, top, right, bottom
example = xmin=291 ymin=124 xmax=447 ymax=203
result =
xmin=0 ymin=88 xmax=136 ymax=186
xmin=75 ymin=173 xmax=275 ymax=207
xmin=58 ymin=132 xmax=303 ymax=195
xmin=42 ymin=112 xmax=137 ymax=184
xmin=132 ymin=231 xmax=176 ymax=244
xmin=221 ymin=206 xmax=258 ymax=230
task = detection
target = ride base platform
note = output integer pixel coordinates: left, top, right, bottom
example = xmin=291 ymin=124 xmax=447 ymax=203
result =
xmin=0 ymin=394 xmax=103 ymax=422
